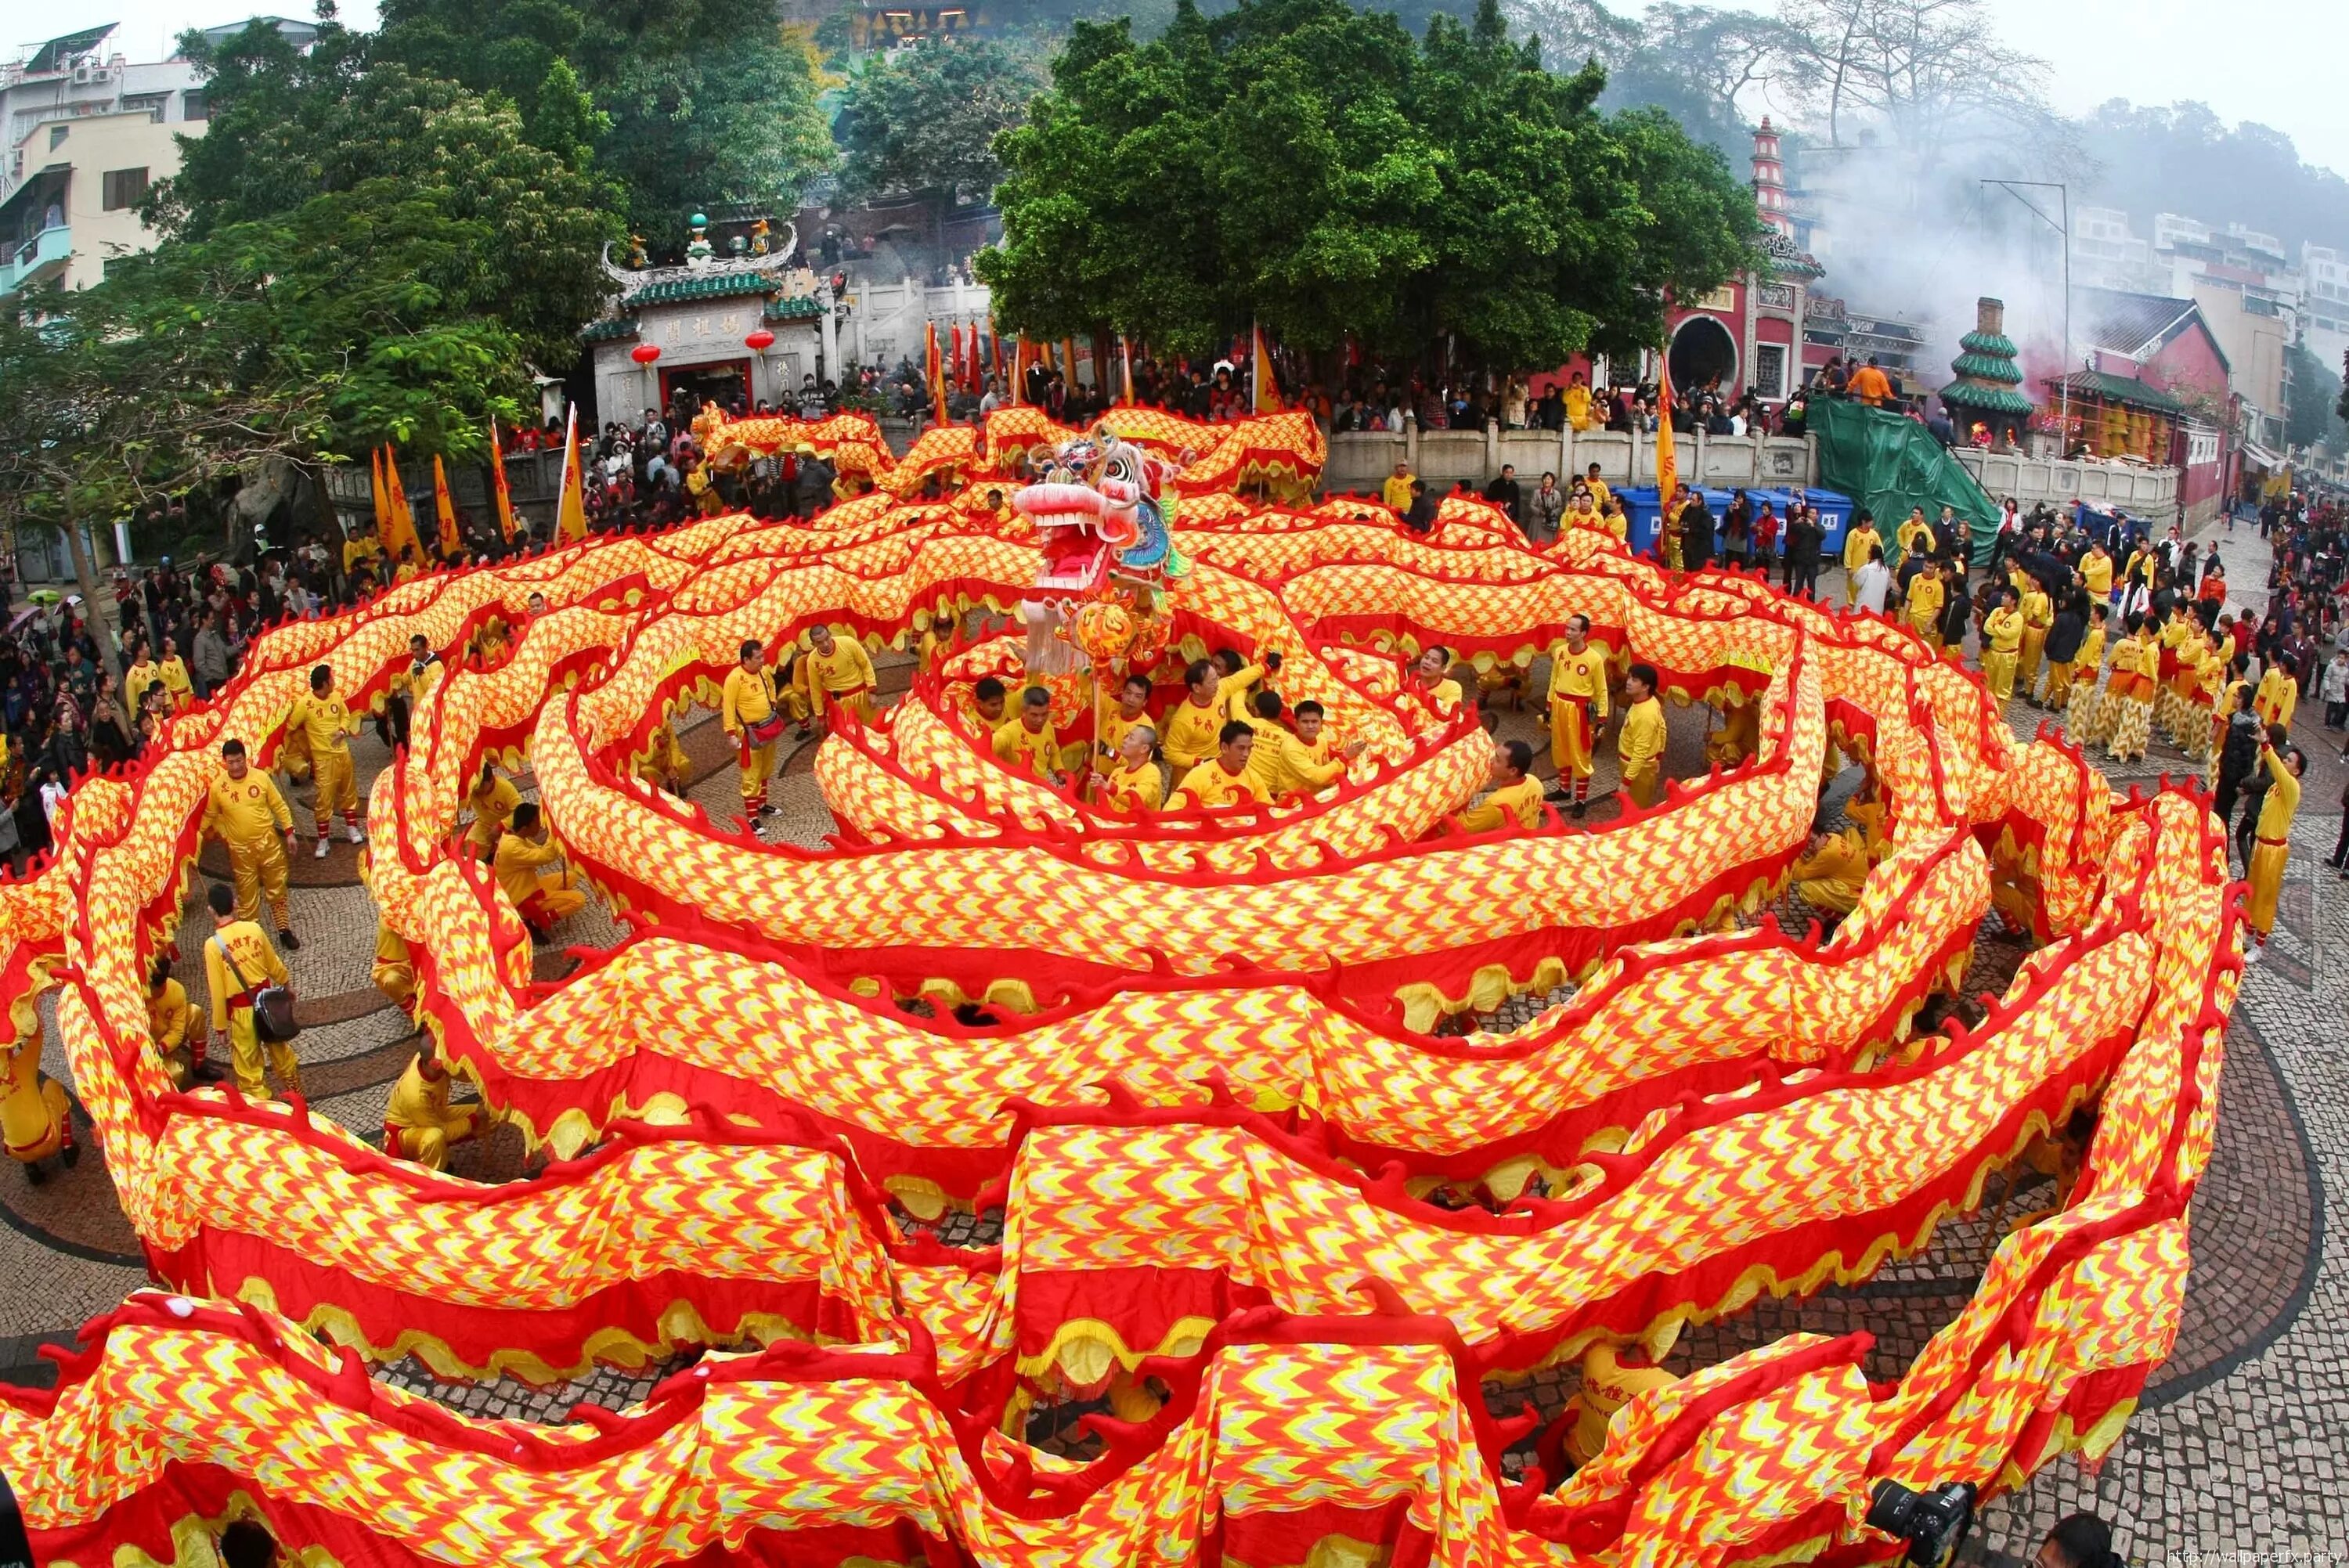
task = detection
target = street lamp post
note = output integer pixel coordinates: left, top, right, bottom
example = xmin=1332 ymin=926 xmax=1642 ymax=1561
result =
xmin=1983 ymin=178 xmax=2070 ymax=452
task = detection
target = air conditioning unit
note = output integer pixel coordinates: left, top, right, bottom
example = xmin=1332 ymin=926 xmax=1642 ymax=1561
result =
xmin=70 ymin=60 xmax=96 ymax=84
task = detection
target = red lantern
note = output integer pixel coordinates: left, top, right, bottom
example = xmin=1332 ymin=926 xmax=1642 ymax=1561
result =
xmin=630 ymin=343 xmax=662 ymax=366
xmin=745 ymin=329 xmax=776 ymax=352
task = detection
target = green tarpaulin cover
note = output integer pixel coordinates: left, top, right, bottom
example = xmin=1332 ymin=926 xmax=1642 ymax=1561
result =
xmin=1808 ymin=399 xmax=2002 ymax=564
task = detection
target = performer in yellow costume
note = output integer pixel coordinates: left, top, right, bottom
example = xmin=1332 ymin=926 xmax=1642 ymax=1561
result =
xmin=158 ymin=637 xmax=195 ymax=712
xmin=636 ymin=720 xmax=691 ymax=795
xmin=1790 ymin=825 xmax=1870 ymax=917
xmin=2080 ymin=542 xmax=2113 ymax=603
xmin=1456 ymin=741 xmax=1543 ymax=832
xmin=2063 ymin=604 xmax=2109 ymax=743
xmin=799 ymin=625 xmax=878 ymax=730
xmin=464 ymin=762 xmax=522 ymax=859
xmin=372 ymin=921 xmax=417 ymax=1015
xmin=1546 ymin=616 xmax=1611 ymax=815
xmin=1095 ymin=676 xmax=1153 ymax=768
xmin=2015 ymin=575 xmax=2052 ymax=697
xmin=203 ymin=739 xmax=299 ymax=946
xmin=992 ymin=687 xmax=1064 ymax=784
xmin=1906 ymin=565 xmax=1945 ymax=650
xmin=1411 ymin=645 xmax=1464 ymax=709
xmin=1160 ymin=660 xmax=1229 ymax=775
xmin=287 ymin=664 xmax=364 ymax=856
xmin=1893 ymin=508 xmax=1933 ymax=572
xmin=384 ymin=1045 xmax=482 ymax=1171
xmin=1616 ymin=664 xmax=1667 ymax=809
xmin=1841 ymin=514 xmax=1882 ymax=607
xmin=494 ymin=803 xmax=584 ymax=936
xmin=1980 ymin=589 xmax=2023 ymax=702
xmin=2 ymin=1033 xmax=76 ymax=1179
xmin=1240 ymin=691 xmax=1355 ymax=802
xmin=2102 ymin=615 xmax=2157 ymax=762
xmin=123 ymin=643 xmax=162 ymax=714
xmin=1091 ymin=726 xmax=1164 ymax=813
xmin=721 ymin=639 xmax=785 ymax=816
xmin=1172 ymin=722 xmax=1271 ymax=808
xmin=147 ymin=957 xmax=202 ymax=1087
xmin=201 ymin=881 xmax=298 ymax=1101
xmin=2254 ymin=661 xmax=2298 ymax=732
xmin=2243 ymin=740 xmax=2303 ymax=963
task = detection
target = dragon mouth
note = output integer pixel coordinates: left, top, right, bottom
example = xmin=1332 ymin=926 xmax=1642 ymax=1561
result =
xmin=1018 ymin=482 xmax=1121 ymax=594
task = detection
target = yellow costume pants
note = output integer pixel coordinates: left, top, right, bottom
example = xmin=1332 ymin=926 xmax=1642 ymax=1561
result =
xmin=738 ymin=741 xmax=777 ymax=810
xmin=395 ymin=1105 xmax=482 ymax=1171
xmin=2246 ymin=837 xmax=2288 ymax=937
xmin=311 ymin=748 xmax=359 ymax=835
xmin=2106 ymin=697 xmax=2153 ymax=762
xmin=2017 ymin=629 xmax=2047 ymax=694
xmin=373 ymin=954 xmax=417 ymax=1012
xmin=226 ymin=1007 xmax=302 ymax=1101
xmin=1983 ymin=651 xmax=2017 ymax=702
xmin=1796 ymin=877 xmax=1861 ymax=917
xmin=1622 ymin=765 xmax=1664 ymax=810
xmin=3 ymin=1047 xmax=70 ymax=1164
xmin=2041 ymin=660 xmax=2073 ymax=708
xmin=1550 ymin=698 xmax=1595 ymax=784
xmin=226 ymin=834 xmax=292 ymax=928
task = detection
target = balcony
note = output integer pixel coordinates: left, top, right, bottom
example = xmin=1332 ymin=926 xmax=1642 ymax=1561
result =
xmin=0 ymin=225 xmax=70 ymax=294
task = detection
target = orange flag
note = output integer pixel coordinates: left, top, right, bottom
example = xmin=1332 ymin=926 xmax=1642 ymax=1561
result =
xmin=556 ymin=405 xmax=588 ymax=543
xmin=488 ymin=419 xmax=518 ymax=542
xmin=1653 ymin=351 xmax=1679 ymax=528
xmin=1120 ymin=337 xmax=1134 ymax=406
xmin=381 ymin=447 xmax=424 ymax=565
xmin=926 ymin=321 xmax=947 ymax=424
xmin=1252 ymin=323 xmax=1283 ymax=413
xmin=431 ymin=453 xmax=461 ymax=561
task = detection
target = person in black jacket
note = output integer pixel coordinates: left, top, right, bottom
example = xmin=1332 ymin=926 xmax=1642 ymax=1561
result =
xmin=1482 ymin=464 xmax=1524 ymax=528
xmin=1679 ymin=496 xmax=1716 ymax=571
xmin=1784 ymin=506 xmax=1824 ymax=599
xmin=2212 ymin=686 xmax=2262 ymax=828
xmin=2037 ymin=589 xmax=2087 ymax=708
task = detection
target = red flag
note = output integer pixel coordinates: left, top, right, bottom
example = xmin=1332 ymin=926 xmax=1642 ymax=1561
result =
xmin=926 ymin=322 xmax=946 ymax=424
xmin=489 ymin=419 xmax=518 ymax=542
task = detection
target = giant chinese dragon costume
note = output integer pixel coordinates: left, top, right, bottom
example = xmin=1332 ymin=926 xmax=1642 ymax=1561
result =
xmin=0 ymin=403 xmax=2236 ymax=1565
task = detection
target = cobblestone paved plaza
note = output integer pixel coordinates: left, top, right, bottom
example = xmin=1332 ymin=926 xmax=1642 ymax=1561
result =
xmin=2 ymin=521 xmax=2341 ymax=1562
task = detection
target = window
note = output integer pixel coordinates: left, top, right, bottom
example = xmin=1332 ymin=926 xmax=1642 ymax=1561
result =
xmin=121 ymin=92 xmax=168 ymax=121
xmin=49 ymin=124 xmax=67 ymax=150
xmin=101 ymin=168 xmax=148 ymax=211
xmin=1754 ymin=344 xmax=1788 ymax=400
xmin=182 ymin=90 xmax=207 ymax=122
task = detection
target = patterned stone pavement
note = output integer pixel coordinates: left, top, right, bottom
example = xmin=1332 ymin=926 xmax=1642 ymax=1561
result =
xmin=2 ymin=523 xmax=2343 ymax=1563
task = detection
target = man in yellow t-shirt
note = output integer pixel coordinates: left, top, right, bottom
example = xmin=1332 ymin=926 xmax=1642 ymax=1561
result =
xmin=204 ymin=739 xmax=300 ymax=946
xmin=1240 ymin=690 xmax=1358 ymax=802
xmin=201 ymin=881 xmax=298 ymax=1101
xmin=1790 ymin=825 xmax=1870 ymax=917
xmin=1160 ymin=660 xmax=1229 ymax=774
xmin=1381 ymin=460 xmax=1416 ymax=514
xmin=2080 ymin=542 xmax=2113 ymax=603
xmin=464 ymin=762 xmax=522 ymax=860
xmin=1546 ymin=615 xmax=1611 ymax=815
xmin=1616 ymin=663 xmax=1668 ymax=809
xmin=2253 ymin=661 xmax=2298 ymax=732
xmin=287 ymin=664 xmax=363 ymax=857
xmin=123 ymin=642 xmax=163 ymax=716
xmin=1841 ymin=516 xmax=1882 ymax=606
xmin=637 ymin=720 xmax=691 ymax=796
xmin=1411 ymin=645 xmax=1464 ymax=710
xmin=1906 ymin=565 xmax=1947 ymax=651
xmin=384 ymin=1044 xmax=481 ymax=1171
xmin=373 ymin=921 xmax=417 ymax=1015
xmin=1095 ymin=674 xmax=1154 ymax=768
xmin=799 ymin=624 xmax=879 ymax=731
xmin=1172 ymin=721 xmax=1272 ymax=808
xmin=1091 ymin=725 xmax=1166 ymax=813
xmin=494 ymin=802 xmax=584 ymax=938
xmin=992 ymin=686 xmax=1064 ymax=784
xmin=1456 ymin=740 xmax=1544 ymax=833
xmin=1582 ymin=463 xmax=1612 ymax=515
xmin=1980 ymin=587 xmax=2024 ymax=701
xmin=721 ymin=639 xmax=785 ymax=816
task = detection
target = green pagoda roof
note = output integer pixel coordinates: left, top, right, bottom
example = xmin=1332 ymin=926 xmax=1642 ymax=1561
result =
xmin=623 ymin=272 xmax=788 ymax=307
xmin=1950 ymin=352 xmax=2023 ymax=384
xmin=1939 ymin=381 xmax=2035 ymax=415
xmin=580 ymin=316 xmax=642 ymax=341
xmin=1958 ymin=330 xmax=2019 ymax=358
xmin=763 ymin=295 xmax=825 ymax=321
xmin=2045 ymin=369 xmax=2187 ymax=416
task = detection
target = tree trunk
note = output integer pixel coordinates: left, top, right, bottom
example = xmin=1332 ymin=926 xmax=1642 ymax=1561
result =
xmin=60 ymin=514 xmax=122 ymax=684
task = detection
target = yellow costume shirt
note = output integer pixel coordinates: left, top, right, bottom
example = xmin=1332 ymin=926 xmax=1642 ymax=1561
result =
xmin=205 ymin=770 xmax=291 ymax=842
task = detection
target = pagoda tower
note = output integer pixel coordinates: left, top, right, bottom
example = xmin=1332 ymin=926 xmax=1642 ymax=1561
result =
xmin=1752 ymin=117 xmax=1793 ymax=240
xmin=1939 ymin=297 xmax=2034 ymax=449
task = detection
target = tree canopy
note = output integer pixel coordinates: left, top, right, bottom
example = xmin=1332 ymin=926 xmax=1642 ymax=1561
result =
xmin=977 ymin=0 xmax=1759 ymax=366
xmin=834 ymin=39 xmax=1051 ymax=211
xmin=373 ymin=0 xmax=834 ymax=247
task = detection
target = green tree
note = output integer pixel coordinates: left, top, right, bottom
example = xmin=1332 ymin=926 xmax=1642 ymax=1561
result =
xmin=978 ymin=0 xmax=1758 ymax=367
xmin=154 ymin=22 xmax=619 ymax=370
xmin=835 ymin=38 xmax=1051 ymax=215
xmin=373 ymin=0 xmax=835 ymax=247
